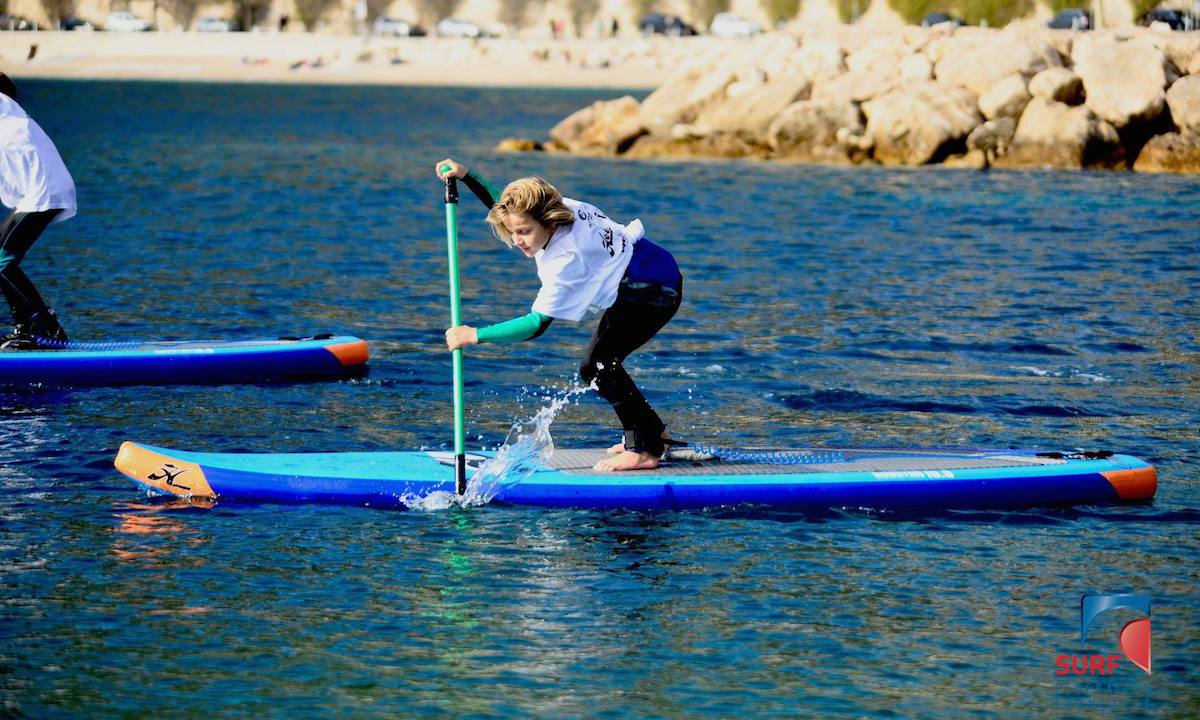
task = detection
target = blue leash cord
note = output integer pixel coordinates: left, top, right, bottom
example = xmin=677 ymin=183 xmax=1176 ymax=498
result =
xmin=691 ymin=442 xmax=845 ymax=465
xmin=30 ymin=335 xmax=148 ymax=351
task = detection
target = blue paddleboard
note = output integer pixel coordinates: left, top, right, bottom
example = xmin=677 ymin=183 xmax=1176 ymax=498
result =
xmin=114 ymin=442 xmax=1156 ymax=511
xmin=1 ymin=335 xmax=368 ymax=387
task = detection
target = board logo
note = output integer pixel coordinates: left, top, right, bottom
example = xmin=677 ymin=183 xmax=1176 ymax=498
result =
xmin=148 ymin=463 xmax=191 ymax=491
xmin=1055 ymin=593 xmax=1152 ymax=676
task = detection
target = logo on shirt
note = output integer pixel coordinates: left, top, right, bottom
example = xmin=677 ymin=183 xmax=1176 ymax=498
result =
xmin=600 ymin=227 xmax=615 ymax=257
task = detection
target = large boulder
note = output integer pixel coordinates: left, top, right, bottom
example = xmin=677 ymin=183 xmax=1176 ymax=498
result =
xmin=1028 ymin=67 xmax=1084 ymax=105
xmin=1145 ymin=34 xmax=1200 ymax=76
xmin=795 ymin=39 xmax=846 ymax=83
xmin=899 ymin=53 xmax=934 ymax=82
xmin=933 ymin=28 xmax=1062 ymax=96
xmin=1166 ymin=75 xmax=1200 ymax=136
xmin=548 ymin=96 xmax=645 ymax=156
xmin=622 ymin=133 xmax=769 ymax=160
xmin=862 ymin=81 xmax=982 ymax=165
xmin=1072 ymin=34 xmax=1172 ymax=129
xmin=996 ymin=97 xmax=1123 ymax=169
xmin=1037 ymin=27 xmax=1076 ymax=62
xmin=1133 ymin=132 xmax=1200 ymax=173
xmin=845 ymin=35 xmax=916 ymax=79
xmin=979 ymin=73 xmax=1031 ymax=120
xmin=638 ymin=59 xmax=738 ymax=136
xmin=766 ymin=98 xmax=864 ymax=162
xmin=812 ymin=70 xmax=898 ymax=104
xmin=752 ymin=32 xmax=803 ymax=77
xmin=694 ymin=68 xmax=812 ymax=142
xmin=494 ymin=137 xmax=544 ymax=153
xmin=966 ymin=117 xmax=1017 ymax=163
xmin=638 ymin=35 xmax=801 ymax=137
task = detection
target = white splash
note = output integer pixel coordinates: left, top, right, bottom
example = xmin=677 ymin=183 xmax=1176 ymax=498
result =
xmin=400 ymin=382 xmax=593 ymax=511
xmin=1010 ymin=365 xmax=1114 ymax=383
xmin=1012 ymin=365 xmax=1051 ymax=377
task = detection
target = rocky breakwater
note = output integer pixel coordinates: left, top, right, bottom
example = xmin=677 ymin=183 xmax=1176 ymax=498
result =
xmin=507 ymin=26 xmax=1200 ymax=174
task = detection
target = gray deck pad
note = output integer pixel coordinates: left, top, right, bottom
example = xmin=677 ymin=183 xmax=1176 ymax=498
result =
xmin=547 ymin=448 xmax=1066 ymax=476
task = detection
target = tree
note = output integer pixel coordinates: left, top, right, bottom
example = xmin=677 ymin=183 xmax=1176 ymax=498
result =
xmin=835 ymin=0 xmax=864 ymax=22
xmin=762 ymin=0 xmax=801 ymax=25
xmin=568 ymin=0 xmax=598 ymax=35
xmin=295 ymin=0 xmax=340 ymax=29
xmin=366 ymin=0 xmax=391 ymax=22
xmin=695 ymin=0 xmax=730 ymax=27
xmin=886 ymin=0 xmax=942 ymax=24
xmin=498 ymin=0 xmax=529 ymax=27
xmin=628 ymin=0 xmax=655 ymax=25
xmin=1044 ymin=0 xmax=1085 ymax=10
xmin=887 ymin=0 xmax=1038 ymax=27
xmin=413 ymin=0 xmax=462 ymax=26
xmin=232 ymin=0 xmax=272 ymax=29
xmin=159 ymin=0 xmax=203 ymax=29
xmin=39 ymin=0 xmax=73 ymax=24
xmin=1129 ymin=0 xmax=1159 ymax=18
xmin=956 ymin=0 xmax=1033 ymax=26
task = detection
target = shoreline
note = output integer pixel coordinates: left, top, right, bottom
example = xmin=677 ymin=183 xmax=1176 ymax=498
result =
xmin=7 ymin=28 xmax=1199 ymax=174
xmin=0 ymin=32 xmax=682 ymax=88
xmin=536 ymin=27 xmax=1200 ymax=174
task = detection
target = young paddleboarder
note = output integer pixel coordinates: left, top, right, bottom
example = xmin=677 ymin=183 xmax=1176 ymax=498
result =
xmin=0 ymin=72 xmax=74 ymax=349
xmin=436 ymin=159 xmax=682 ymax=472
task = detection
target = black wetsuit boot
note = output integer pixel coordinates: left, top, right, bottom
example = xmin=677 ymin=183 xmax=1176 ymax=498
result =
xmin=0 ymin=309 xmax=68 ymax=349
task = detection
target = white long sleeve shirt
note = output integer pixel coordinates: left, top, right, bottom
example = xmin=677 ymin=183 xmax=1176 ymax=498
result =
xmin=0 ymin=94 xmax=76 ymax=222
xmin=531 ymin=198 xmax=644 ymax=322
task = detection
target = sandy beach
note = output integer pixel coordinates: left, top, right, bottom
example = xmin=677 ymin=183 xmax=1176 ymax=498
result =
xmin=0 ymin=31 xmax=683 ymax=88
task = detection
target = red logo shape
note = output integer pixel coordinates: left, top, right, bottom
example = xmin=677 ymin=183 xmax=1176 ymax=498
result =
xmin=1119 ymin=618 xmax=1152 ymax=674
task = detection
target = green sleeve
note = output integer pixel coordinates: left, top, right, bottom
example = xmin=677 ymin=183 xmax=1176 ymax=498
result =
xmin=476 ymin=311 xmax=553 ymax=344
xmin=463 ymin=170 xmax=504 ymax=210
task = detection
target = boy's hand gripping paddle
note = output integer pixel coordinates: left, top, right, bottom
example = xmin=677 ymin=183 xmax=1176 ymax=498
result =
xmin=441 ymin=165 xmax=467 ymax=495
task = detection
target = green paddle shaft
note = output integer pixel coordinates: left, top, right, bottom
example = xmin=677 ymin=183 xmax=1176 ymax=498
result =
xmin=441 ymin=165 xmax=467 ymax=494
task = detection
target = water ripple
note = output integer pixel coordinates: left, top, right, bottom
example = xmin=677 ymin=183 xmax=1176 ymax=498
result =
xmin=2 ymin=80 xmax=1196 ymax=719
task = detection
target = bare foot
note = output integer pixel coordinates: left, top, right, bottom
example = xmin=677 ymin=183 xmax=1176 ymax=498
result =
xmin=593 ymin=450 xmax=660 ymax=472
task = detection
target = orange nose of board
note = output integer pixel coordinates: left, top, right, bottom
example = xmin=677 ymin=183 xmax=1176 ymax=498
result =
xmin=115 ymin=441 xmax=215 ymax=499
xmin=1101 ymin=466 xmax=1157 ymax=501
xmin=325 ymin=338 xmax=369 ymax=367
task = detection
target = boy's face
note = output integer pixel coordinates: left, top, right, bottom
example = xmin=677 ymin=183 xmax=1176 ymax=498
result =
xmin=503 ymin=212 xmax=552 ymax=258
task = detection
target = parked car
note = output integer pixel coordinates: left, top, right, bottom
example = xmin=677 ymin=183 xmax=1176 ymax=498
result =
xmin=639 ymin=13 xmax=697 ymax=37
xmin=0 ymin=13 xmax=35 ymax=31
xmin=60 ymin=16 xmax=95 ymax=31
xmin=1047 ymin=8 xmax=1091 ymax=30
xmin=373 ymin=16 xmax=424 ymax=36
xmin=921 ymin=12 xmax=964 ymax=28
xmin=1139 ymin=8 xmax=1196 ymax=31
xmin=195 ymin=16 xmax=234 ymax=32
xmin=708 ymin=12 xmax=760 ymax=37
xmin=436 ymin=17 xmax=483 ymax=38
xmin=105 ymin=11 xmax=151 ymax=32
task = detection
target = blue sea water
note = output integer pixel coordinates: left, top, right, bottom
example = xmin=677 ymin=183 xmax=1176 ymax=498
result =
xmin=1 ymin=80 xmax=1198 ymax=718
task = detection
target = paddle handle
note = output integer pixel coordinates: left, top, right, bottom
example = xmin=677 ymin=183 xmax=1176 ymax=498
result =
xmin=442 ymin=167 xmax=467 ymax=494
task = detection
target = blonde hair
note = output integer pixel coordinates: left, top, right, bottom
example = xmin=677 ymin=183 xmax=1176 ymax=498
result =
xmin=486 ymin=177 xmax=575 ymax=248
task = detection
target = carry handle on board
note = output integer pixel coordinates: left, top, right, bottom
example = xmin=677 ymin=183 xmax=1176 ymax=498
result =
xmin=441 ymin=165 xmax=467 ymax=495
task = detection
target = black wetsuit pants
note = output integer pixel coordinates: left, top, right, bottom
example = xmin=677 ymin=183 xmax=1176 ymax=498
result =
xmin=580 ymin=277 xmax=682 ymax=458
xmin=0 ymin=209 xmax=62 ymax=331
